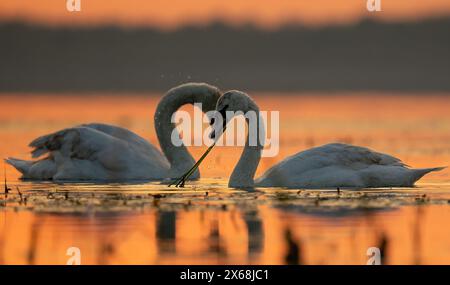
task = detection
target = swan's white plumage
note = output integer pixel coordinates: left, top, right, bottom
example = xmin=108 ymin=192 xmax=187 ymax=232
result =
xmin=5 ymin=82 xmax=221 ymax=181
xmin=255 ymin=143 xmax=444 ymax=188
xmin=7 ymin=123 xmax=169 ymax=181
xmin=212 ymin=91 xmax=445 ymax=189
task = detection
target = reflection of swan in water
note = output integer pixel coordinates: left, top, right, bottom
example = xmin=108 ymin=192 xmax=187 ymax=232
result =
xmin=6 ymin=83 xmax=221 ymax=181
xmin=210 ymin=91 xmax=445 ymax=188
xmin=156 ymin=211 xmax=177 ymax=254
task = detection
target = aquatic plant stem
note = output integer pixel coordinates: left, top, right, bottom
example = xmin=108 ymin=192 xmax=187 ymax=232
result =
xmin=4 ymin=163 xmax=10 ymax=194
xmin=169 ymin=142 xmax=216 ymax=187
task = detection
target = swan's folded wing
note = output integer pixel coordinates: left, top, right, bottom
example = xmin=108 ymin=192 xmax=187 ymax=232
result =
xmin=29 ymin=127 xmax=106 ymax=160
xmin=317 ymin=143 xmax=407 ymax=167
xmin=30 ymin=128 xmax=77 ymax=158
xmin=257 ymin=143 xmax=409 ymax=187
xmin=80 ymin=123 xmax=167 ymax=159
xmin=80 ymin=123 xmax=150 ymax=147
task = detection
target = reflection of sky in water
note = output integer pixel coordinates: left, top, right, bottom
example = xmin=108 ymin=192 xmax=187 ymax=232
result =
xmin=0 ymin=94 xmax=449 ymax=264
xmin=1 ymin=180 xmax=450 ymax=264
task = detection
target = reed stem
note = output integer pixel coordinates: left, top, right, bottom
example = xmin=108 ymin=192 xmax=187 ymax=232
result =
xmin=169 ymin=142 xmax=216 ymax=187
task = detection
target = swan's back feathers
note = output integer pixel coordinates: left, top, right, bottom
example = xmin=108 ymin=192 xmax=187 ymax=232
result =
xmin=312 ymin=143 xmax=407 ymax=168
xmin=29 ymin=123 xmax=163 ymax=159
xmin=256 ymin=143 xmax=441 ymax=188
xmin=14 ymin=123 xmax=170 ymax=180
xmin=80 ymin=123 xmax=168 ymax=164
xmin=30 ymin=124 xmax=167 ymax=164
xmin=80 ymin=123 xmax=152 ymax=149
xmin=29 ymin=128 xmax=81 ymax=158
xmin=278 ymin=143 xmax=406 ymax=171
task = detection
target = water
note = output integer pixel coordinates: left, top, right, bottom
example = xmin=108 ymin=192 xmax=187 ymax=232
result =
xmin=0 ymin=93 xmax=449 ymax=264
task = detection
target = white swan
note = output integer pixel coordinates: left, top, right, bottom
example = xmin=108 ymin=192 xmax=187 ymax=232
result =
xmin=5 ymin=83 xmax=221 ymax=181
xmin=209 ymin=91 xmax=445 ymax=188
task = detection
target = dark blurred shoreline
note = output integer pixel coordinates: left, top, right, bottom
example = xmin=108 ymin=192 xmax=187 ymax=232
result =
xmin=1 ymin=18 xmax=449 ymax=93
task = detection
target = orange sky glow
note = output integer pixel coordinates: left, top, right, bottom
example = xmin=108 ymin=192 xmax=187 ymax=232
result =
xmin=1 ymin=0 xmax=450 ymax=29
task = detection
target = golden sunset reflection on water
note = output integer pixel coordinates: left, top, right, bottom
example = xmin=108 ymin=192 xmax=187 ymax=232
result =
xmin=0 ymin=93 xmax=449 ymax=264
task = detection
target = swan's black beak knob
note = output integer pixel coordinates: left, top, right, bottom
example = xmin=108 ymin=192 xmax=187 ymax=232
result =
xmin=209 ymin=108 xmax=227 ymax=140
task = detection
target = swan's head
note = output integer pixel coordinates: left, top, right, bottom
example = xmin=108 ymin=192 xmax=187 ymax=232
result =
xmin=209 ymin=90 xmax=258 ymax=139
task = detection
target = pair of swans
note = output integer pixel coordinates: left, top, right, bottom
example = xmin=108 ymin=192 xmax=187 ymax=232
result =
xmin=6 ymin=83 xmax=444 ymax=188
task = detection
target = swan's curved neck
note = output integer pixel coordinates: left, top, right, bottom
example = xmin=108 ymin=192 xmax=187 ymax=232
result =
xmin=154 ymin=84 xmax=219 ymax=178
xmin=229 ymin=105 xmax=264 ymax=188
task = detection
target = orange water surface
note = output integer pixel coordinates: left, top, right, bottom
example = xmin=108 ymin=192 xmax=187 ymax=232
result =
xmin=0 ymin=93 xmax=449 ymax=265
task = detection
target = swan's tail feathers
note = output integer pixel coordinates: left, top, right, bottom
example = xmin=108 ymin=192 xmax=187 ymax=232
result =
xmin=411 ymin=166 xmax=446 ymax=183
xmin=5 ymin=157 xmax=56 ymax=180
xmin=4 ymin=158 xmax=33 ymax=175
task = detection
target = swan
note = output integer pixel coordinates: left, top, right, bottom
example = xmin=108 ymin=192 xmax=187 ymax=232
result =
xmin=207 ymin=90 xmax=445 ymax=188
xmin=5 ymin=83 xmax=221 ymax=181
